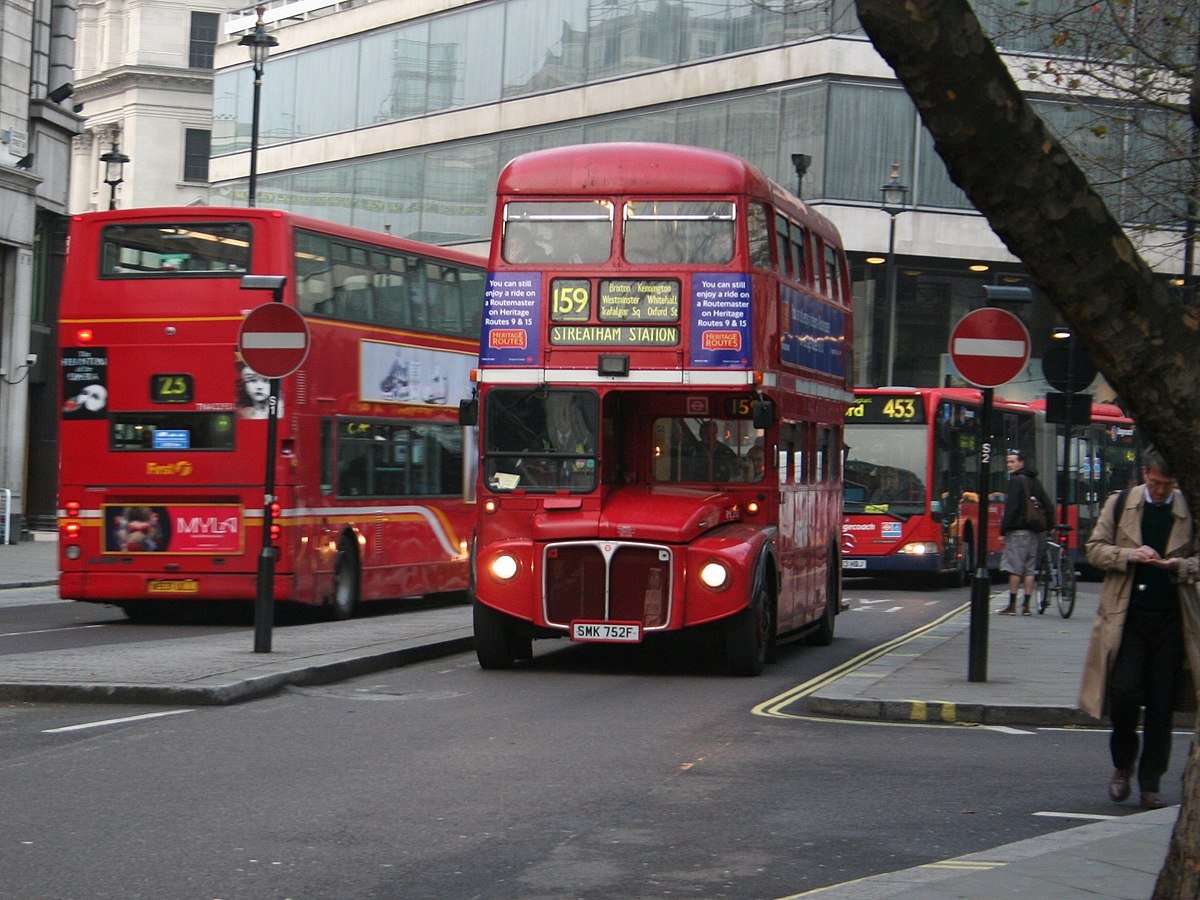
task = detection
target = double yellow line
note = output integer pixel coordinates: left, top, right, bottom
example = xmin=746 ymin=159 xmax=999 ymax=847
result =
xmin=752 ymin=601 xmax=970 ymax=719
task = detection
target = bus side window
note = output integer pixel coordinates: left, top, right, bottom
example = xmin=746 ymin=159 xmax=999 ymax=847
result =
xmin=810 ymin=235 xmax=825 ymax=294
xmin=408 ymin=256 xmax=429 ymax=329
xmin=748 ymin=203 xmax=771 ymax=270
xmin=823 ymin=244 xmax=837 ymax=302
xmin=817 ymin=426 xmax=839 ymax=481
xmin=426 ymin=262 xmax=462 ymax=335
xmin=460 ymin=269 xmax=485 ymax=339
xmin=774 ymin=214 xmax=791 ymax=278
xmin=374 ymin=254 xmax=408 ymax=328
xmin=295 ymin=232 xmax=333 ymax=315
xmin=789 ymin=222 xmax=807 ymax=286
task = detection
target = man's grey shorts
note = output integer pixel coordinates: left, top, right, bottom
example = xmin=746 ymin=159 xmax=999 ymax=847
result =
xmin=1002 ymin=529 xmax=1042 ymax=577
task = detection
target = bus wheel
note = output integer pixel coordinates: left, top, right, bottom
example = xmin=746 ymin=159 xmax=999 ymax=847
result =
xmin=724 ymin=579 xmax=772 ymax=676
xmin=807 ymin=554 xmax=839 ymax=646
xmin=473 ymin=599 xmax=530 ymax=670
xmin=950 ymin=540 xmax=974 ymax=588
xmin=328 ymin=540 xmax=360 ymax=621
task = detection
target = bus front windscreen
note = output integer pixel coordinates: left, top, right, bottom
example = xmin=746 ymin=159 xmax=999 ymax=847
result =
xmin=483 ymin=389 xmax=599 ymax=493
xmin=844 ymin=424 xmax=928 ymax=515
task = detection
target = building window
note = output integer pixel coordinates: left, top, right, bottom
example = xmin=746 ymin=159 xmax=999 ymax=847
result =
xmin=183 ymin=129 xmax=211 ymax=182
xmin=189 ymin=12 xmax=219 ymax=69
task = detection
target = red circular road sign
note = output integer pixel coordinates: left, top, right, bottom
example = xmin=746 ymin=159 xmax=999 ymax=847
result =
xmin=949 ymin=308 xmax=1030 ymax=388
xmin=237 ymin=303 xmax=311 ymax=379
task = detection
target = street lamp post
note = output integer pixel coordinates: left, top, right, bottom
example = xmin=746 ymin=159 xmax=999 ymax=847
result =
xmin=880 ymin=163 xmax=909 ymax=385
xmin=238 ymin=6 xmax=278 ymax=208
xmin=99 ymin=142 xmax=130 ymax=210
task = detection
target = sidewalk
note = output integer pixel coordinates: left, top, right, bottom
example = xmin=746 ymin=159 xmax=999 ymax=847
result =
xmin=0 ymin=537 xmax=1185 ymax=897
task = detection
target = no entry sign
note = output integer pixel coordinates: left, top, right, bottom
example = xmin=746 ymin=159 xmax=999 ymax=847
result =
xmin=237 ymin=303 xmax=311 ymax=379
xmin=949 ymin=308 xmax=1030 ymax=389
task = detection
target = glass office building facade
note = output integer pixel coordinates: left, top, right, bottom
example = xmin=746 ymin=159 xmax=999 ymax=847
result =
xmin=211 ymin=0 xmax=1183 ymax=391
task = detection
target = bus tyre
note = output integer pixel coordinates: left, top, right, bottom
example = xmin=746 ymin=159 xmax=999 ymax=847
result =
xmin=329 ymin=539 xmax=360 ymax=621
xmin=807 ymin=552 xmax=840 ymax=646
xmin=473 ymin=599 xmax=530 ymax=670
xmin=724 ymin=580 xmax=772 ymax=676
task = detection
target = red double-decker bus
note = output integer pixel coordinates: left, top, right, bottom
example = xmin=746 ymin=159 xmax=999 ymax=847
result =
xmin=58 ymin=207 xmax=484 ymax=619
xmin=466 ymin=142 xmax=853 ymax=674
xmin=842 ymin=387 xmax=1138 ymax=580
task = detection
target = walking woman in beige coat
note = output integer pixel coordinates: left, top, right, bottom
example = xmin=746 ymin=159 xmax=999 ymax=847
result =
xmin=1080 ymin=451 xmax=1200 ymax=809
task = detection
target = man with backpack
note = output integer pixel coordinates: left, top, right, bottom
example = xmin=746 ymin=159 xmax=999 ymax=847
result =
xmin=998 ymin=449 xmax=1054 ymax=616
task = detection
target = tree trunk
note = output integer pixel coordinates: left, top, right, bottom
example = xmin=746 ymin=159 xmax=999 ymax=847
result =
xmin=853 ymin=1 xmax=1200 ymax=893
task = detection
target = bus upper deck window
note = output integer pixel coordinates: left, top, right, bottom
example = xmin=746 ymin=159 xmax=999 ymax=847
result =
xmin=503 ymin=201 xmax=613 ymax=264
xmin=100 ymin=223 xmax=252 ymax=276
xmin=623 ymin=201 xmax=735 ymax=264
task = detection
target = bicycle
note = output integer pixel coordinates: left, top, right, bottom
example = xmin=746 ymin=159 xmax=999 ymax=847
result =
xmin=1037 ymin=523 xmax=1077 ymax=619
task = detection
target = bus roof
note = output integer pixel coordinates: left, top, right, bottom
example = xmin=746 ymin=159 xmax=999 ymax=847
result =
xmin=498 ymin=143 xmax=769 ymax=195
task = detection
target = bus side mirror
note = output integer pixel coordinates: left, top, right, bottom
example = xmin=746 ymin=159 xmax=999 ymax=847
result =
xmin=752 ymin=398 xmax=775 ymax=429
xmin=459 ymin=398 xmax=478 ymax=426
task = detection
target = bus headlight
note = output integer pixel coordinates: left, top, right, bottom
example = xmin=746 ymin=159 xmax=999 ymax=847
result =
xmin=489 ymin=554 xmax=519 ymax=581
xmin=699 ymin=561 xmax=729 ymax=590
xmin=898 ymin=542 xmax=938 ymax=556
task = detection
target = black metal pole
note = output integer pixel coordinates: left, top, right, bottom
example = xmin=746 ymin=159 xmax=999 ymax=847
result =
xmin=968 ymin=387 xmax=993 ymax=682
xmin=253 ymin=377 xmax=279 ymax=652
xmin=248 ymin=65 xmax=262 ymax=208
xmin=884 ymin=213 xmax=898 ymax=385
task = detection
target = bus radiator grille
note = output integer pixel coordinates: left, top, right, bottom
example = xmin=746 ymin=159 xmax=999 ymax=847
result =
xmin=544 ymin=541 xmax=671 ymax=628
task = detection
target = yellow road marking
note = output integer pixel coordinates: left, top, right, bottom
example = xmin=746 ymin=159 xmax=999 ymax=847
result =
xmin=752 ymin=602 xmax=969 ymax=719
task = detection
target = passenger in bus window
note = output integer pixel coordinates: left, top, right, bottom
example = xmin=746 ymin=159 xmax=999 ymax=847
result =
xmin=744 ymin=440 xmax=766 ymax=481
xmin=503 ymin=227 xmax=547 ymax=264
xmin=545 ymin=392 xmax=593 ymax=456
xmin=545 ymin=392 xmax=595 ymax=488
xmin=690 ymin=420 xmax=738 ymax=481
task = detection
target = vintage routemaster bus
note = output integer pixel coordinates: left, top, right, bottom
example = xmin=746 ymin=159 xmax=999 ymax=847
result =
xmin=467 ymin=142 xmax=853 ymax=674
xmin=58 ymin=207 xmax=484 ymax=619
xmin=842 ymin=387 xmax=1138 ymax=580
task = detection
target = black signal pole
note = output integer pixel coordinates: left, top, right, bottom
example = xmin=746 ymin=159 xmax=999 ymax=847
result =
xmin=968 ymin=387 xmax=994 ymax=682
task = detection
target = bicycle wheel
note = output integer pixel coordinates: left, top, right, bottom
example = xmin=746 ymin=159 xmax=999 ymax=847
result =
xmin=1057 ymin=552 xmax=1077 ymax=618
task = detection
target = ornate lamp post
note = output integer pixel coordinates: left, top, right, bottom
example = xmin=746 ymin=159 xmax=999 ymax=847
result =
xmin=238 ymin=6 xmax=278 ymax=207
xmin=880 ymin=163 xmax=910 ymax=385
xmin=99 ymin=142 xmax=130 ymax=210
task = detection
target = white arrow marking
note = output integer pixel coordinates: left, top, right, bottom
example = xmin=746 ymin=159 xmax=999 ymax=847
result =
xmin=43 ymin=709 xmax=195 ymax=733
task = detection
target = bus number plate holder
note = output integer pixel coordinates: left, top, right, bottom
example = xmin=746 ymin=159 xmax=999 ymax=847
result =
xmin=570 ymin=621 xmax=642 ymax=643
xmin=147 ymin=579 xmax=199 ymax=594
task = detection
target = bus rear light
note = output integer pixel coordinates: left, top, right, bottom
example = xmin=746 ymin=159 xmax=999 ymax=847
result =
xmin=65 ymin=501 xmax=80 ymax=517
xmin=76 ymin=329 xmax=94 ymax=343
xmin=269 ymin=501 xmax=281 ymax=518
xmin=484 ymin=500 xmax=497 ymax=513
xmin=63 ymin=522 xmax=81 ymax=537
xmin=745 ymin=501 xmax=760 ymax=515
xmin=898 ymin=542 xmax=938 ymax=556
xmin=698 ymin=561 xmax=729 ymax=590
xmin=489 ymin=554 xmax=519 ymax=581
